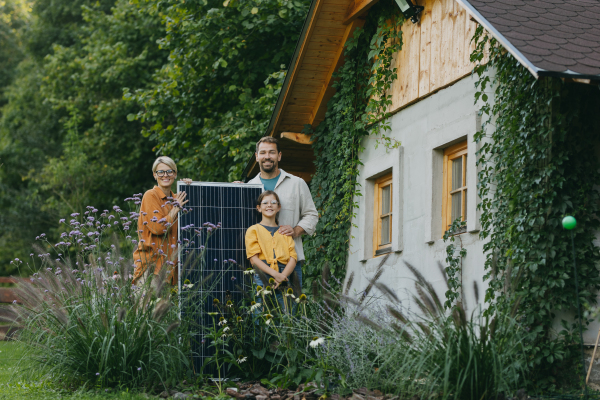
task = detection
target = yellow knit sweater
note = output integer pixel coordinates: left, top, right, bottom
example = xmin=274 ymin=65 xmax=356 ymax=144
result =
xmin=245 ymin=224 xmax=298 ymax=271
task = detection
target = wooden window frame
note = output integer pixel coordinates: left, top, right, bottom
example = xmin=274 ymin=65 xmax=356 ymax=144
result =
xmin=373 ymin=173 xmax=393 ymax=257
xmin=442 ymin=141 xmax=468 ymax=237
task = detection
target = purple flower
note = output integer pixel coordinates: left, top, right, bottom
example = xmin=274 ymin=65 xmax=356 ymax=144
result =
xmin=71 ymin=213 xmax=79 ymax=217
xmin=137 ymin=367 xmax=142 ymax=371
xmin=96 ymin=373 xmax=100 ymax=376
xmin=12 ymin=300 xmax=17 ymax=304
xmin=59 ymin=219 xmax=65 ymax=223
xmin=214 ymin=259 xmax=218 ymax=262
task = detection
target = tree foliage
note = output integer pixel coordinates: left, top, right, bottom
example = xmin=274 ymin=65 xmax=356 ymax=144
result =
xmin=0 ymin=0 xmax=166 ymax=274
xmin=125 ymin=0 xmax=309 ymax=181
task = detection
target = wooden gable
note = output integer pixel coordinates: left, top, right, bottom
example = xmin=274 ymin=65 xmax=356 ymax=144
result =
xmin=244 ymin=0 xmax=479 ymax=182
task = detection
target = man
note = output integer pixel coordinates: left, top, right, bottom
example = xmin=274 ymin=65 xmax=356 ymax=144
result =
xmin=245 ymin=136 xmax=318 ymax=282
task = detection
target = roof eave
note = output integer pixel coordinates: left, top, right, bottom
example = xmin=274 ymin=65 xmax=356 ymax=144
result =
xmin=455 ymin=0 xmax=541 ymax=79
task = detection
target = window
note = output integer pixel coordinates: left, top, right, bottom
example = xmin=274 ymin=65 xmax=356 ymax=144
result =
xmin=373 ymin=173 xmax=393 ymax=256
xmin=442 ymin=141 xmax=467 ymax=235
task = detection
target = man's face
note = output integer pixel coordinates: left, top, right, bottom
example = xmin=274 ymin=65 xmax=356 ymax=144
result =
xmin=256 ymin=142 xmax=281 ymax=173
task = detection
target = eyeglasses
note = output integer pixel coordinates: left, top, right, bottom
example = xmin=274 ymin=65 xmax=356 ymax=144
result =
xmin=261 ymin=200 xmax=279 ymax=206
xmin=156 ymin=170 xmax=176 ymax=177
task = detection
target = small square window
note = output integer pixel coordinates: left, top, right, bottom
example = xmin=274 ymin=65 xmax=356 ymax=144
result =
xmin=374 ymin=173 xmax=393 ymax=256
xmin=442 ymin=141 xmax=468 ymax=236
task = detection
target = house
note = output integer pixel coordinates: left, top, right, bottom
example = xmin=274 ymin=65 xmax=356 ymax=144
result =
xmin=241 ymin=0 xmax=600 ymax=343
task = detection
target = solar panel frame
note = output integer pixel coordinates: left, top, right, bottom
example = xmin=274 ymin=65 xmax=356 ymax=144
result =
xmin=177 ymin=181 xmax=263 ymax=378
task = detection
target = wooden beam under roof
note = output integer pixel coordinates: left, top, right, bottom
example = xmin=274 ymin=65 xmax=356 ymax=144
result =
xmin=344 ymin=0 xmax=379 ymax=24
xmin=281 ymin=132 xmax=315 ymax=145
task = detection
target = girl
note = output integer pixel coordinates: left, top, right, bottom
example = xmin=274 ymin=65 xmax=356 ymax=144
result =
xmin=245 ymin=191 xmax=300 ymax=290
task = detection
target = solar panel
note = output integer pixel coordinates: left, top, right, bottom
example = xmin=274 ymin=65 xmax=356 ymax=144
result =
xmin=177 ymin=182 xmax=263 ymax=378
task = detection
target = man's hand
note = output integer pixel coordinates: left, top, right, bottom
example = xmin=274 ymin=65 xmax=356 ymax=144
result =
xmin=278 ymin=225 xmax=305 ymax=239
xmin=232 ymin=181 xmax=244 ymax=184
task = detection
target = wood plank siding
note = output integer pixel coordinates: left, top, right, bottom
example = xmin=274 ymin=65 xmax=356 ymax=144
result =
xmin=245 ymin=0 xmax=480 ymax=181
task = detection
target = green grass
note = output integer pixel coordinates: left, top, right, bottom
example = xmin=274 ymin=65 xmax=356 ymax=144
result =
xmin=0 ymin=341 xmax=154 ymax=399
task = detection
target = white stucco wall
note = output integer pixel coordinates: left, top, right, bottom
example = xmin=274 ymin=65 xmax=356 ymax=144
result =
xmin=343 ymin=73 xmax=600 ymax=345
xmin=344 ymin=74 xmax=488 ymax=316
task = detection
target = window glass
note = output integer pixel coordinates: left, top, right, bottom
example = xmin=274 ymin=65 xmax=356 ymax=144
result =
xmin=381 ymin=216 xmax=390 ymax=245
xmin=452 ymin=157 xmax=462 ymax=190
xmin=374 ymin=173 xmax=393 ymax=256
xmin=382 ymin=185 xmax=391 ymax=214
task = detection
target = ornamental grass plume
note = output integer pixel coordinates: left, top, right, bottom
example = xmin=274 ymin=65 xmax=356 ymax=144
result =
xmin=347 ymin=261 xmax=528 ymax=399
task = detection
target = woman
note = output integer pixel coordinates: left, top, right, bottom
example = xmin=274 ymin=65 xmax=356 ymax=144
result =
xmin=132 ymin=156 xmax=191 ymax=286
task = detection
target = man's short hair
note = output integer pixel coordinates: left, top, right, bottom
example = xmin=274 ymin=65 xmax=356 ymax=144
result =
xmin=255 ymin=136 xmax=280 ymax=154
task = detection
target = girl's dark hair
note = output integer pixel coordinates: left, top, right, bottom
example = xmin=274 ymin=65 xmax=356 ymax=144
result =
xmin=256 ymin=191 xmax=281 ymax=225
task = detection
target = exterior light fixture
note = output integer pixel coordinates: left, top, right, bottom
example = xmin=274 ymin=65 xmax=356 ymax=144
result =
xmin=394 ymin=0 xmax=424 ymax=23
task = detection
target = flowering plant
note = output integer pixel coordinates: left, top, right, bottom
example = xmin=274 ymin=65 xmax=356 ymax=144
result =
xmin=5 ymin=195 xmax=215 ymax=390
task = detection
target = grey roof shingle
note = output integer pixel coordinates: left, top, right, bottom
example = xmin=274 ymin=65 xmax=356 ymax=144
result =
xmin=458 ymin=0 xmax=600 ymax=78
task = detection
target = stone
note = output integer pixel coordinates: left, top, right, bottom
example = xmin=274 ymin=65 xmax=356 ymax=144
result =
xmin=227 ymin=388 xmax=246 ymax=399
xmin=271 ymin=396 xmax=281 ymax=400
xmin=515 ymin=389 xmax=527 ymax=400
xmin=250 ymin=386 xmax=270 ymax=396
xmin=350 ymin=394 xmax=365 ymax=400
xmin=159 ymin=391 xmax=169 ymax=399
xmin=255 ymin=396 xmax=268 ymax=400
xmin=354 ymin=388 xmax=368 ymax=396
xmin=173 ymin=393 xmax=190 ymax=400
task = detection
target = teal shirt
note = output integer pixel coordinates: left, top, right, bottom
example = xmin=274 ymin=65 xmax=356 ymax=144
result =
xmin=260 ymin=173 xmax=281 ymax=192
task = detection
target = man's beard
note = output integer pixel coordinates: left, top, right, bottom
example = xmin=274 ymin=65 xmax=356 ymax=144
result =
xmin=260 ymin=160 xmax=277 ymax=173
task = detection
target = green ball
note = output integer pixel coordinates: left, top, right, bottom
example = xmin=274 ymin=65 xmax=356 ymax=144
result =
xmin=562 ymin=216 xmax=577 ymax=230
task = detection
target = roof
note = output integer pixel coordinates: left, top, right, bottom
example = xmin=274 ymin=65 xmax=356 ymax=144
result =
xmin=456 ymin=0 xmax=600 ymax=79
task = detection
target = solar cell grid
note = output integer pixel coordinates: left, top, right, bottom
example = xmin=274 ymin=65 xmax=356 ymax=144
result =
xmin=177 ymin=182 xmax=263 ymax=377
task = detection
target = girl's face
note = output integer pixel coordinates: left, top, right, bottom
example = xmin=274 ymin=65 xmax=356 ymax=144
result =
xmin=257 ymin=194 xmax=281 ymax=217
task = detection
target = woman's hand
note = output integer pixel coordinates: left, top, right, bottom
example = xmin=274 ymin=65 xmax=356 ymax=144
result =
xmin=173 ymin=191 xmax=189 ymax=209
xmin=181 ymin=178 xmax=193 ymax=185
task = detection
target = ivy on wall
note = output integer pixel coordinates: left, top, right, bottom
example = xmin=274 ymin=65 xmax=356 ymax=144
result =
xmin=303 ymin=0 xmax=404 ymax=289
xmin=472 ymin=26 xmax=600 ymax=389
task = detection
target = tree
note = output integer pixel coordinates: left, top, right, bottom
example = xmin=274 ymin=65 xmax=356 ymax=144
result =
xmin=127 ymin=0 xmax=309 ymax=181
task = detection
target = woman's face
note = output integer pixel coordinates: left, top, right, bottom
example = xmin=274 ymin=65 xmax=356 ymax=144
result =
xmin=257 ymin=194 xmax=281 ymax=217
xmin=153 ymin=162 xmax=177 ymax=189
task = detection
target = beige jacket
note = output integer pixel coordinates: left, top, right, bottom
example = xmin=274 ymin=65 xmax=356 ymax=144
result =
xmin=248 ymin=169 xmax=318 ymax=261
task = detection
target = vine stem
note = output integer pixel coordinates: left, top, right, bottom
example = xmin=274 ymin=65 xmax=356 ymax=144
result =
xmin=571 ymin=230 xmax=588 ymax=398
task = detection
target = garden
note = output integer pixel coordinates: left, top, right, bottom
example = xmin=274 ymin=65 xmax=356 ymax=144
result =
xmin=0 ymin=195 xmax=531 ymax=400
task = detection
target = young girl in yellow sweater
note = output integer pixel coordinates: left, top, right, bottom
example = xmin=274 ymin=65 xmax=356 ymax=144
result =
xmin=245 ymin=191 xmax=300 ymax=291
